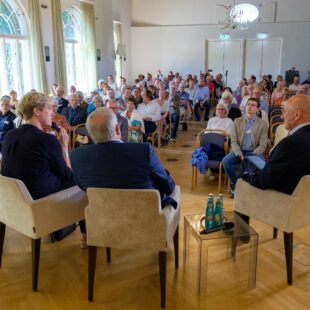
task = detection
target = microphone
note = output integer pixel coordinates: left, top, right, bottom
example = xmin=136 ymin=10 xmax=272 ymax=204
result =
xmin=51 ymin=121 xmax=60 ymax=132
xmin=225 ymin=70 xmax=228 ymax=76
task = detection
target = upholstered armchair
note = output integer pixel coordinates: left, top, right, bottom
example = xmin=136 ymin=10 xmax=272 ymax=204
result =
xmin=85 ymin=186 xmax=180 ymax=309
xmin=233 ymin=176 xmax=310 ymax=285
xmin=0 ymin=176 xmax=88 ymax=291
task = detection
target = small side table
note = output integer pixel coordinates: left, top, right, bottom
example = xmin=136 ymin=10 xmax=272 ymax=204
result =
xmin=183 ymin=212 xmax=258 ymax=295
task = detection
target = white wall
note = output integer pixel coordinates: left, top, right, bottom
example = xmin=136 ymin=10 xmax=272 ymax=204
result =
xmin=132 ymin=0 xmax=310 ymax=25
xmin=17 ymin=0 xmax=132 ymax=92
xmin=131 ymin=22 xmax=310 ymax=88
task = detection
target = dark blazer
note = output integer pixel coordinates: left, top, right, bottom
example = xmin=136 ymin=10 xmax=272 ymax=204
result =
xmin=243 ymin=124 xmax=310 ymax=194
xmin=62 ymin=106 xmax=87 ymax=126
xmin=56 ymin=97 xmax=69 ymax=114
xmin=2 ymin=124 xmax=74 ymax=199
xmin=116 ymin=113 xmax=128 ymax=142
xmin=0 ymin=110 xmax=16 ymax=151
xmin=70 ymin=141 xmax=177 ymax=208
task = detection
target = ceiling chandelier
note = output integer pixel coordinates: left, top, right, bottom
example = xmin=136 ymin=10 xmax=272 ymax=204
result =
xmin=217 ymin=1 xmax=261 ymax=30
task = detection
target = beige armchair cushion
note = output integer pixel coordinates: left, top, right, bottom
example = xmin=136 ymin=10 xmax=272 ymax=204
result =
xmin=0 ymin=176 xmax=88 ymax=239
xmin=85 ymin=186 xmax=180 ymax=252
xmin=233 ymin=176 xmax=310 ymax=233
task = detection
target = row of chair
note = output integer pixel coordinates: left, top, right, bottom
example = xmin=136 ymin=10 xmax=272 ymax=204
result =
xmin=0 ymin=176 xmax=180 ymax=308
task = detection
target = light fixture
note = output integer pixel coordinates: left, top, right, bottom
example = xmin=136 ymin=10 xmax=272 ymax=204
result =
xmin=220 ymin=33 xmax=230 ymax=40
xmin=257 ymin=32 xmax=268 ymax=39
xmin=217 ymin=1 xmax=260 ymax=30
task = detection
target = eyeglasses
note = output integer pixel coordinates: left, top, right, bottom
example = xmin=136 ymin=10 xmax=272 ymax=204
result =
xmin=217 ymin=108 xmax=226 ymax=111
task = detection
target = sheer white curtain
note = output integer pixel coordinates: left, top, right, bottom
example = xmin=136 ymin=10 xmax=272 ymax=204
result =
xmin=28 ymin=0 xmax=48 ymax=93
xmin=80 ymin=2 xmax=97 ymax=92
xmin=52 ymin=0 xmax=67 ymax=91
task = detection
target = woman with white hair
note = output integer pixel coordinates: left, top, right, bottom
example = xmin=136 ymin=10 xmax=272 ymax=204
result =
xmin=207 ymin=102 xmax=233 ymax=136
xmin=219 ymin=91 xmax=241 ymax=121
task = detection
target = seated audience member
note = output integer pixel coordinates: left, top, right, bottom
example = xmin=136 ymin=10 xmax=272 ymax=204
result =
xmin=133 ymin=88 xmax=143 ymax=106
xmin=9 ymin=90 xmax=19 ymax=111
xmin=0 ymin=96 xmax=16 ymax=151
xmin=193 ymin=78 xmax=210 ymax=121
xmin=106 ymin=99 xmax=128 ymax=142
xmin=297 ymin=83 xmax=310 ymax=95
xmin=301 ymin=71 xmax=310 ymax=85
xmin=87 ymin=95 xmax=104 ymax=115
xmin=205 ymin=75 xmax=215 ymax=96
xmin=96 ymin=79 xmax=105 ymax=95
xmin=271 ymin=81 xmax=285 ymax=107
xmin=107 ymin=74 xmax=118 ymax=92
xmin=121 ymin=98 xmax=144 ymax=142
xmin=252 ymin=86 xmax=269 ymax=116
xmin=177 ymin=82 xmax=190 ymax=124
xmin=213 ymin=74 xmax=224 ymax=99
xmin=70 ymin=108 xmax=177 ymax=209
xmin=76 ymin=91 xmax=88 ymax=110
xmin=62 ymin=93 xmax=87 ymax=127
xmin=220 ymin=91 xmax=242 ymax=121
xmin=288 ymin=76 xmax=302 ymax=92
xmin=207 ymin=102 xmax=233 ymax=137
xmin=240 ymin=84 xmax=254 ymax=111
xmin=1 ymin=91 xmax=85 ymax=241
xmin=233 ymin=80 xmax=245 ymax=105
xmin=261 ymin=78 xmax=272 ymax=99
xmin=68 ymin=85 xmax=77 ymax=97
xmin=118 ymin=88 xmax=132 ymax=108
xmin=55 ymin=86 xmax=69 ymax=114
xmin=241 ymin=95 xmax=310 ymax=217
xmin=168 ymin=82 xmax=181 ymax=141
xmin=137 ymin=89 xmax=161 ymax=137
xmin=185 ymin=78 xmax=195 ymax=115
xmin=154 ymin=89 xmax=169 ymax=121
xmin=146 ymin=72 xmax=154 ymax=87
xmin=222 ymin=98 xmax=268 ymax=196
xmin=267 ymin=74 xmax=274 ymax=90
xmin=273 ymin=74 xmax=283 ymax=88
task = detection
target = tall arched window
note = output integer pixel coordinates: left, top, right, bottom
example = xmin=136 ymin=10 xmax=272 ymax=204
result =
xmin=62 ymin=7 xmax=83 ymax=91
xmin=0 ymin=0 xmax=32 ymax=96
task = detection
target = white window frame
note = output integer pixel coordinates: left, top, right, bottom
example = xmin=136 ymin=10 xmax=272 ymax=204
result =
xmin=0 ymin=0 xmax=32 ymax=96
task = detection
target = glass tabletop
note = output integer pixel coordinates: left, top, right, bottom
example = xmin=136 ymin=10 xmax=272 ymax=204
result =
xmin=184 ymin=212 xmax=258 ymax=241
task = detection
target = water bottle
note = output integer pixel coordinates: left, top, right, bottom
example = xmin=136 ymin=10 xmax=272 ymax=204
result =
xmin=214 ymin=197 xmax=223 ymax=227
xmin=205 ymin=195 xmax=215 ymax=229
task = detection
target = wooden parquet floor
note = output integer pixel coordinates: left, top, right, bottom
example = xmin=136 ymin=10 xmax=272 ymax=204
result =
xmin=0 ymin=122 xmax=309 ymax=309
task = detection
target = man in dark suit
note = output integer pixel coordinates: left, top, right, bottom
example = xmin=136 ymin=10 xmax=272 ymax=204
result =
xmin=70 ymin=107 xmax=177 ymax=209
xmin=242 ymin=94 xmax=310 ymax=194
xmin=55 ymin=86 xmax=69 ymax=114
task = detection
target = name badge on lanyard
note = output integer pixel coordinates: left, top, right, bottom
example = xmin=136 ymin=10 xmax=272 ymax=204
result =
xmin=246 ymin=129 xmax=251 ymax=135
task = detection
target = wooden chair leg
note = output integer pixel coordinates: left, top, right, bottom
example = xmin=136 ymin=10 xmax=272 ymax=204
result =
xmin=191 ymin=166 xmax=195 ymax=191
xmin=284 ymin=232 xmax=293 ymax=285
xmin=106 ymin=247 xmax=111 ymax=263
xmin=88 ymin=245 xmax=97 ymax=302
xmin=218 ymin=164 xmax=222 ymax=194
xmin=0 ymin=222 xmax=6 ymax=267
xmin=32 ymin=238 xmax=41 ymax=292
xmin=273 ymin=227 xmax=278 ymax=239
xmin=173 ymin=226 xmax=179 ymax=269
xmin=159 ymin=251 xmax=167 ymax=309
